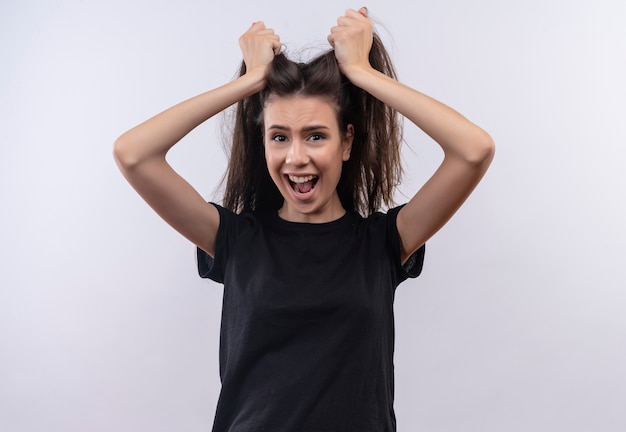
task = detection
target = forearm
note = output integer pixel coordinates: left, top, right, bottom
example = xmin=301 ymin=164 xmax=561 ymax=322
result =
xmin=344 ymin=65 xmax=494 ymax=164
xmin=113 ymin=70 xmax=265 ymax=169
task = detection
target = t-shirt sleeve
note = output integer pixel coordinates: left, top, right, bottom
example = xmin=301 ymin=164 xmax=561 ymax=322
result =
xmin=385 ymin=205 xmax=425 ymax=283
xmin=196 ymin=203 xmax=237 ymax=284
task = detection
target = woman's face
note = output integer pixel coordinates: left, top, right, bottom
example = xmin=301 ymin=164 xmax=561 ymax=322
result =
xmin=263 ymin=95 xmax=353 ymax=223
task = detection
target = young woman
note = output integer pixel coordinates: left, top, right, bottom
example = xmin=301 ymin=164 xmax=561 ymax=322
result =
xmin=114 ymin=7 xmax=494 ymax=431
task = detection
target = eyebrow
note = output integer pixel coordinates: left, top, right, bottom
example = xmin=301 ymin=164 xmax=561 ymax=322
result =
xmin=266 ymin=124 xmax=331 ymax=132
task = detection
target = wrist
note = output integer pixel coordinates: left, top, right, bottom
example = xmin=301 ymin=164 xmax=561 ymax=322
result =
xmin=239 ymin=67 xmax=268 ymax=95
xmin=341 ymin=63 xmax=379 ymax=87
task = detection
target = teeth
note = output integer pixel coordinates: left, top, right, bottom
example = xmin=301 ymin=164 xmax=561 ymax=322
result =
xmin=288 ymin=175 xmax=317 ymax=183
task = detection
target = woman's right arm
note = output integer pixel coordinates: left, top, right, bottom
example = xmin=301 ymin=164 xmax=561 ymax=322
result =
xmin=113 ymin=22 xmax=280 ymax=256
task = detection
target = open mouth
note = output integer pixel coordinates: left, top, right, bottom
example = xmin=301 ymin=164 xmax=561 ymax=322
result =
xmin=287 ymin=174 xmax=319 ymax=194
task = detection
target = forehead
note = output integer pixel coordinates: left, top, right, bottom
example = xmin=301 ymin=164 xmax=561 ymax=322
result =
xmin=263 ymin=95 xmax=338 ymax=128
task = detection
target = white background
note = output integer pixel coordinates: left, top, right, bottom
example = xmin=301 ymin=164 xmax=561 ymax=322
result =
xmin=1 ymin=0 xmax=625 ymax=430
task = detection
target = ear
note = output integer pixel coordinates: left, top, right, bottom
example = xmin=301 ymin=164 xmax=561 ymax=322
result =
xmin=342 ymin=124 xmax=354 ymax=161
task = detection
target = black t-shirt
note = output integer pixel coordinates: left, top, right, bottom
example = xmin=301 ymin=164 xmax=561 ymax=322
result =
xmin=197 ymin=204 xmax=425 ymax=432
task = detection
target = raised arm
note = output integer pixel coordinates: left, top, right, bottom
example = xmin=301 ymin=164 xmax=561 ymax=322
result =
xmin=113 ymin=22 xmax=280 ymax=256
xmin=329 ymin=8 xmax=495 ymax=264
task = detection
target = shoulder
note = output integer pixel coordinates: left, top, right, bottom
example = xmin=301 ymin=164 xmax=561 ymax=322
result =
xmin=363 ymin=204 xmax=426 ymax=280
xmin=212 ymin=203 xmax=262 ymax=234
xmin=357 ymin=205 xmax=404 ymax=234
xmin=197 ymin=204 xmax=268 ymax=281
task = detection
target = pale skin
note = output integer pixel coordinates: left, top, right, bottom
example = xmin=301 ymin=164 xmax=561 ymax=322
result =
xmin=113 ymin=7 xmax=494 ymax=265
xmin=328 ymin=8 xmax=495 ymax=263
xmin=264 ymin=95 xmax=354 ymax=224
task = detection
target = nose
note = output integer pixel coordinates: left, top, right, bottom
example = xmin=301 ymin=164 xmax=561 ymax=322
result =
xmin=285 ymin=139 xmax=310 ymax=166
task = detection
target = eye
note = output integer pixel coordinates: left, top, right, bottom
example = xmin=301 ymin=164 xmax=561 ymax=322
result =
xmin=271 ymin=134 xmax=287 ymax=142
xmin=308 ymin=133 xmax=325 ymax=141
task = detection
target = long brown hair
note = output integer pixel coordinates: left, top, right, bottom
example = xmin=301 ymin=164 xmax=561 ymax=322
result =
xmin=222 ymin=33 xmax=402 ymax=216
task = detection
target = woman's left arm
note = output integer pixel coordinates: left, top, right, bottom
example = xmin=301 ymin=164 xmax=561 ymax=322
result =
xmin=330 ymin=9 xmax=495 ymax=263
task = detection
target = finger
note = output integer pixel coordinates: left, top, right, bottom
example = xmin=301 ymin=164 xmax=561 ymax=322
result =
xmin=337 ymin=11 xmax=368 ymax=27
xmin=336 ymin=16 xmax=358 ymax=27
xmin=256 ymin=29 xmax=278 ymax=36
xmin=344 ymin=8 xmax=367 ymax=20
xmin=328 ymin=25 xmax=345 ymax=42
xmin=271 ymin=39 xmax=282 ymax=55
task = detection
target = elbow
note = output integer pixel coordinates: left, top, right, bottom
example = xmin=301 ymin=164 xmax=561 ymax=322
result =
xmin=464 ymin=130 xmax=495 ymax=167
xmin=112 ymin=134 xmax=131 ymax=170
xmin=113 ymin=133 xmax=146 ymax=171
